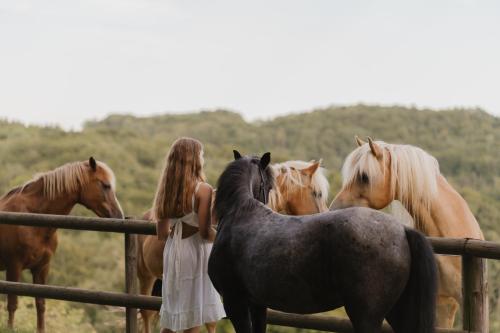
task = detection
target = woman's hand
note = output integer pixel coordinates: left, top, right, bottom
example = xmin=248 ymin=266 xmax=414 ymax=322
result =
xmin=206 ymin=227 xmax=217 ymax=243
xmin=156 ymin=218 xmax=171 ymax=241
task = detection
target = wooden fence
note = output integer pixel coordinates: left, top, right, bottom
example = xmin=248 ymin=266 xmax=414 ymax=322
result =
xmin=1 ymin=211 xmax=499 ymax=333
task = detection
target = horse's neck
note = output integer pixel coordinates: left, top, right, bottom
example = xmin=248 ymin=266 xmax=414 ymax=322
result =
xmin=410 ymin=175 xmax=483 ymax=239
xmin=16 ymin=179 xmax=79 ymax=215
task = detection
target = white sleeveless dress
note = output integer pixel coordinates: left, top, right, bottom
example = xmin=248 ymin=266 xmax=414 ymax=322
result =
xmin=160 ymin=183 xmax=226 ymax=331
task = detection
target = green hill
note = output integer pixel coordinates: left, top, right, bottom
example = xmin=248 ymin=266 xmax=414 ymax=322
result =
xmin=0 ymin=105 xmax=499 ymax=332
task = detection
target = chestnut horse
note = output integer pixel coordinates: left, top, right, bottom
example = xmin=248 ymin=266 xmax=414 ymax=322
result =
xmin=136 ymin=159 xmax=329 ymax=333
xmin=0 ymin=157 xmax=124 ymax=333
xmin=330 ymin=137 xmax=484 ymax=328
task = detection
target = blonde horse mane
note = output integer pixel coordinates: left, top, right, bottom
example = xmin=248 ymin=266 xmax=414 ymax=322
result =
xmin=269 ymin=160 xmax=329 ymax=211
xmin=342 ymin=141 xmax=440 ymax=227
xmin=20 ymin=160 xmax=115 ymax=200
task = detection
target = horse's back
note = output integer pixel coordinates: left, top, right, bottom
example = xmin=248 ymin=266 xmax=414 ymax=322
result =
xmin=321 ymin=207 xmax=409 ymax=256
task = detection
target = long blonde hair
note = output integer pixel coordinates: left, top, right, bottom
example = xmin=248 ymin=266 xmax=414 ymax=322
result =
xmin=341 ymin=141 xmax=440 ymax=228
xmin=152 ymin=137 xmax=206 ymax=220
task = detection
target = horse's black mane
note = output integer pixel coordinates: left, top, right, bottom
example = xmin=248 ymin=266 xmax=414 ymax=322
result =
xmin=214 ymin=156 xmax=275 ymax=223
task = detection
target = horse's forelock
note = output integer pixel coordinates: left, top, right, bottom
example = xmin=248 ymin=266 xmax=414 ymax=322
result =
xmin=96 ymin=161 xmax=117 ymax=190
xmin=341 ymin=143 xmax=386 ymax=190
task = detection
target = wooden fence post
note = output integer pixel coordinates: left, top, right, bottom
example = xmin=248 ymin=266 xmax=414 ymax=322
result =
xmin=462 ymin=254 xmax=489 ymax=333
xmin=125 ymin=232 xmax=138 ymax=333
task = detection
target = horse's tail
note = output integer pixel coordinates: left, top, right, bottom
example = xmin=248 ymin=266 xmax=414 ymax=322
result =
xmin=390 ymin=228 xmax=437 ymax=333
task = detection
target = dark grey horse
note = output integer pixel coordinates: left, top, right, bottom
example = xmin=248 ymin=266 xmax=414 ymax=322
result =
xmin=208 ymin=151 xmax=437 ymax=333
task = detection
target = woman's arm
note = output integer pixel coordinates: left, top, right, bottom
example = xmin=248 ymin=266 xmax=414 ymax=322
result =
xmin=156 ymin=218 xmax=171 ymax=241
xmin=210 ymin=188 xmax=218 ymax=228
xmin=197 ymin=183 xmax=216 ymax=242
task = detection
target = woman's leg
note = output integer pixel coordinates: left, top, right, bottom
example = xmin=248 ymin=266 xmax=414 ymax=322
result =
xmin=184 ymin=326 xmax=201 ymax=333
xmin=161 ymin=328 xmax=176 ymax=333
xmin=205 ymin=322 xmax=217 ymax=333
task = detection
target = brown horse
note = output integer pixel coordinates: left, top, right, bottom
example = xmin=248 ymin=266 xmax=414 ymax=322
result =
xmin=136 ymin=160 xmax=328 ymax=333
xmin=0 ymin=157 xmax=124 ymax=333
xmin=330 ymin=137 xmax=484 ymax=328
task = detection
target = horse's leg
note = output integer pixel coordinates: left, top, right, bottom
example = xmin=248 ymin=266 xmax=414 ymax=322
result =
xmin=138 ymin=274 xmax=156 ymax=333
xmin=6 ymin=263 xmax=22 ymax=329
xmin=222 ymin=294 xmax=252 ymax=333
xmin=32 ymin=264 xmax=50 ymax=333
xmin=436 ymin=295 xmax=459 ymax=328
xmin=386 ymin=304 xmax=408 ymax=333
xmin=351 ymin=321 xmax=383 ymax=333
xmin=345 ymin=303 xmax=384 ymax=333
xmin=346 ymin=315 xmax=383 ymax=333
xmin=249 ymin=304 xmax=267 ymax=333
xmin=435 ymin=255 xmax=461 ymax=328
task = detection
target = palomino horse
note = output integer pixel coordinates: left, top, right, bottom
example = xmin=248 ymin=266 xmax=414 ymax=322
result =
xmin=136 ymin=159 xmax=329 ymax=333
xmin=209 ymin=151 xmax=437 ymax=333
xmin=268 ymin=160 xmax=329 ymax=215
xmin=0 ymin=157 xmax=124 ymax=333
xmin=330 ymin=137 xmax=484 ymax=328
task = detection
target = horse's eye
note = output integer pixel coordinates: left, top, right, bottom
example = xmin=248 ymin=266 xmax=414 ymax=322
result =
xmin=360 ymin=173 xmax=369 ymax=184
xmin=101 ymin=182 xmax=111 ymax=190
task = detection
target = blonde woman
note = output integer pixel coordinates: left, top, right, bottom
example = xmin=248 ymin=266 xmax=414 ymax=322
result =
xmin=153 ymin=137 xmax=225 ymax=333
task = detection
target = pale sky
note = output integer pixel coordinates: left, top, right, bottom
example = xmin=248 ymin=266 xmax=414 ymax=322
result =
xmin=0 ymin=0 xmax=499 ymax=130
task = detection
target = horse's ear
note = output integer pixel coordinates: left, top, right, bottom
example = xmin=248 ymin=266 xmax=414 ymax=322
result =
xmin=233 ymin=150 xmax=242 ymax=160
xmin=301 ymin=161 xmax=320 ymax=176
xmin=355 ymin=135 xmax=366 ymax=147
xmin=260 ymin=152 xmax=271 ymax=169
xmin=367 ymin=137 xmax=382 ymax=158
xmin=89 ymin=157 xmax=97 ymax=172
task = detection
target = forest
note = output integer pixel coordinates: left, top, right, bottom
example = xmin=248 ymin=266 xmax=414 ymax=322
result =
xmin=0 ymin=105 xmax=499 ymax=332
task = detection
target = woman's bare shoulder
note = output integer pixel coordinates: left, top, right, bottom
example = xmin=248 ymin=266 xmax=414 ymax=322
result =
xmin=196 ymin=182 xmax=213 ymax=198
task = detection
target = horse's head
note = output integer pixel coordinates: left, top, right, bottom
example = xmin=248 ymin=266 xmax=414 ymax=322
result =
xmin=214 ymin=150 xmax=275 ymax=222
xmin=270 ymin=160 xmax=329 ymax=215
xmin=79 ymin=157 xmax=124 ymax=219
xmin=330 ymin=136 xmax=392 ymax=210
xmin=233 ymin=150 xmax=273 ymax=205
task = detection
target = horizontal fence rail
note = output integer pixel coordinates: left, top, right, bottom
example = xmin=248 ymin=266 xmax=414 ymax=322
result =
xmin=1 ymin=211 xmax=499 ymax=258
xmin=0 ymin=211 xmax=495 ymax=333
xmin=0 ymin=281 xmax=470 ymax=333
xmin=0 ymin=211 xmax=156 ymax=234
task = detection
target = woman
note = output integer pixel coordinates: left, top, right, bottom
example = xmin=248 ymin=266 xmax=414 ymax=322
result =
xmin=153 ymin=137 xmax=225 ymax=333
